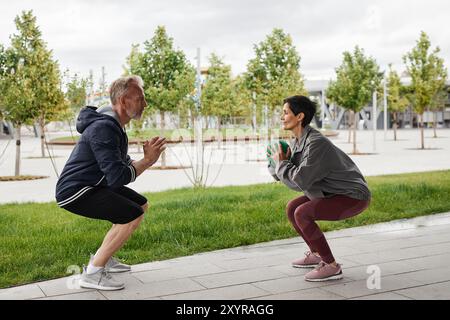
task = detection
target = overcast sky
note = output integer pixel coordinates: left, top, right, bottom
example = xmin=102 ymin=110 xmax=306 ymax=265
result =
xmin=1 ymin=0 xmax=449 ymax=87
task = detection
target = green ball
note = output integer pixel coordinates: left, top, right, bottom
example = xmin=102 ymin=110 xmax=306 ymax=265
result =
xmin=266 ymin=139 xmax=290 ymax=168
xmin=279 ymin=140 xmax=290 ymax=154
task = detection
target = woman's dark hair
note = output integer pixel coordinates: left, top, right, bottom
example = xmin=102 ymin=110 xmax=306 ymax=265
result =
xmin=283 ymin=95 xmax=317 ymax=127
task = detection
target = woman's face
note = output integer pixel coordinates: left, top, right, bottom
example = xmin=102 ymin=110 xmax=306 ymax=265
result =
xmin=281 ymin=103 xmax=304 ymax=131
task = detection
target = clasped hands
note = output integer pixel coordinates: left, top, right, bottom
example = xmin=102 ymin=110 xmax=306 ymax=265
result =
xmin=267 ymin=143 xmax=291 ymax=165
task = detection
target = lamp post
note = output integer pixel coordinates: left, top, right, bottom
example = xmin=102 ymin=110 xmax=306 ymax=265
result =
xmin=194 ymin=48 xmax=203 ymax=183
xmin=383 ymin=72 xmax=388 ymax=140
xmin=321 ymin=89 xmax=326 ymax=129
xmin=373 ymin=91 xmax=377 ymax=153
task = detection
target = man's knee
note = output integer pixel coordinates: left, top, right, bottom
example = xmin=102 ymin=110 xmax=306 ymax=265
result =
xmin=129 ymin=214 xmax=144 ymax=229
xmin=141 ymin=202 xmax=149 ymax=213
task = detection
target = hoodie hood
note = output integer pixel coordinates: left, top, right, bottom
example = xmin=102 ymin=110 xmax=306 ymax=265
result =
xmin=76 ymin=106 xmax=121 ymax=134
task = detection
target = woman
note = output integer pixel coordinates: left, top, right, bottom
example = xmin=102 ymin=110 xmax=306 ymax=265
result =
xmin=267 ymin=95 xmax=371 ymax=282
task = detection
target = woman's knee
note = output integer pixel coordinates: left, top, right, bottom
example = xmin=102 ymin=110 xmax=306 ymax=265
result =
xmin=141 ymin=202 xmax=149 ymax=213
xmin=293 ymin=205 xmax=314 ymax=227
xmin=286 ymin=196 xmax=309 ymax=219
xmin=285 ymin=200 xmax=297 ymax=220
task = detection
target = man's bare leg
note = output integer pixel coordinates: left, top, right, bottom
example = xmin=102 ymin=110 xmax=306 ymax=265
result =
xmin=92 ymin=203 xmax=148 ymax=267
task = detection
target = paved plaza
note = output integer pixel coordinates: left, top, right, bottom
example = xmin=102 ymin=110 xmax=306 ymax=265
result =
xmin=0 ymin=128 xmax=449 ymax=204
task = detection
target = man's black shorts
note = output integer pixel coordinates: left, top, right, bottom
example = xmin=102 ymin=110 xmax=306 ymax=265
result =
xmin=63 ymin=186 xmax=147 ymax=224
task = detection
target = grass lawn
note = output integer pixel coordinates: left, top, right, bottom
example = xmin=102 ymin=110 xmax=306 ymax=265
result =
xmin=1 ymin=170 xmax=450 ymax=288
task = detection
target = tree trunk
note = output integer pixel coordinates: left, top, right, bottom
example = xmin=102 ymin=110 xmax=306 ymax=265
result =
xmin=352 ymin=111 xmax=358 ymax=154
xmin=348 ymin=110 xmax=352 ymax=143
xmin=433 ymin=111 xmax=437 ymax=138
xmin=189 ymin=109 xmax=195 ymax=130
xmin=39 ymin=118 xmax=46 ymax=158
xmin=393 ymin=112 xmax=398 ymax=141
xmin=419 ymin=113 xmax=425 ymax=149
xmin=252 ymin=105 xmax=257 ymax=135
xmin=15 ymin=125 xmax=21 ymax=176
xmin=217 ymin=116 xmax=222 ymax=149
xmin=160 ymin=110 xmax=166 ymax=167
xmin=267 ymin=110 xmax=272 ymax=141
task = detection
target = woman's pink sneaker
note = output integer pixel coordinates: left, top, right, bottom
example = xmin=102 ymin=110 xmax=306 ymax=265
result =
xmin=291 ymin=251 xmax=322 ymax=268
xmin=304 ymin=261 xmax=343 ymax=282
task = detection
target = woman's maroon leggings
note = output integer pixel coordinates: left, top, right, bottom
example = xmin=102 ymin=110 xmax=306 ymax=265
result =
xmin=286 ymin=195 xmax=370 ymax=264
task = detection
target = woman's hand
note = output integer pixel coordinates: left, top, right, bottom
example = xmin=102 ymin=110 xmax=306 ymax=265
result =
xmin=268 ymin=143 xmax=291 ymax=164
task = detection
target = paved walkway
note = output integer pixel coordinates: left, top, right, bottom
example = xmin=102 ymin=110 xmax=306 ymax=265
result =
xmin=1 ymin=128 xmax=449 ymax=204
xmin=2 ymin=212 xmax=450 ymax=300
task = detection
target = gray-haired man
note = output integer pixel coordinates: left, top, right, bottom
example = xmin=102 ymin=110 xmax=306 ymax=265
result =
xmin=56 ymin=75 xmax=166 ymax=290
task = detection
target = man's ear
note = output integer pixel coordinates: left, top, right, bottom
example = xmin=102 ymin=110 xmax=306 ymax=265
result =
xmin=118 ymin=94 xmax=126 ymax=107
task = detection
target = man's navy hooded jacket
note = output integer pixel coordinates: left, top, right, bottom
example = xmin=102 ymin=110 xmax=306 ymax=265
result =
xmin=55 ymin=106 xmax=137 ymax=208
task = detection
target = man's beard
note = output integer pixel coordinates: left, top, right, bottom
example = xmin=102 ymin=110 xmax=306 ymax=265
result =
xmin=126 ymin=107 xmax=142 ymax=120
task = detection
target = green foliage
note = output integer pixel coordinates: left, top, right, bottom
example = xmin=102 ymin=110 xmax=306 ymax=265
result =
xmin=131 ymin=26 xmax=196 ymax=117
xmin=403 ymin=31 xmax=448 ymax=115
xmin=0 ymin=11 xmax=66 ymax=126
xmin=387 ymin=65 xmax=409 ymax=113
xmin=327 ymin=46 xmax=382 ymax=112
xmin=64 ymin=72 xmax=88 ymax=117
xmin=33 ymin=47 xmax=66 ymax=126
xmin=201 ymin=53 xmax=244 ymax=120
xmin=244 ymin=28 xmax=306 ymax=118
xmin=0 ymin=66 xmax=35 ymax=126
xmin=0 ymin=12 xmax=39 ymax=126
xmin=123 ymin=43 xmax=141 ymax=76
xmin=233 ymin=75 xmax=253 ymax=119
xmin=430 ymin=89 xmax=448 ymax=111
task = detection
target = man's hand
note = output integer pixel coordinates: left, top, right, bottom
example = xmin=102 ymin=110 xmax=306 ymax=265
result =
xmin=143 ymin=136 xmax=167 ymax=166
xmin=131 ymin=137 xmax=167 ymax=179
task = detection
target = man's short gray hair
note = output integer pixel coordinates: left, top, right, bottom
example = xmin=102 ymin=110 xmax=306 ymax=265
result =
xmin=109 ymin=75 xmax=144 ymax=105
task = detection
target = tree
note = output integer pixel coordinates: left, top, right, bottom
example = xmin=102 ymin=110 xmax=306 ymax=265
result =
xmin=0 ymin=11 xmax=67 ymax=164
xmin=201 ymin=54 xmax=238 ymax=140
xmin=0 ymin=53 xmax=36 ymax=176
xmin=403 ymin=31 xmax=447 ymax=149
xmin=386 ymin=65 xmax=409 ymax=141
xmin=0 ymin=11 xmax=47 ymax=176
xmin=327 ymin=46 xmax=382 ymax=154
xmin=123 ymin=43 xmax=141 ymax=76
xmin=97 ymin=66 xmax=109 ymax=108
xmin=0 ymin=44 xmax=8 ymax=132
xmin=233 ymin=75 xmax=253 ymax=124
xmin=244 ymin=28 xmax=306 ymax=137
xmin=64 ymin=72 xmax=88 ymax=138
xmin=430 ymin=89 xmax=448 ymax=138
xmin=133 ymin=26 xmax=196 ymax=167
xmin=29 ymin=38 xmax=66 ymax=157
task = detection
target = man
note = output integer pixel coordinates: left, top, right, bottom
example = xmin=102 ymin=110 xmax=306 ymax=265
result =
xmin=56 ymin=75 xmax=166 ymax=290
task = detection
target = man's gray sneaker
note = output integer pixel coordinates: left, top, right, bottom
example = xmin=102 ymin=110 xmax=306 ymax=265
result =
xmin=79 ymin=267 xmax=125 ymax=291
xmin=106 ymin=256 xmax=131 ymax=273
xmin=90 ymin=254 xmax=131 ymax=273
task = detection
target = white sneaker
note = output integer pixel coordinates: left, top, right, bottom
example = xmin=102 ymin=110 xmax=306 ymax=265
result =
xmin=90 ymin=254 xmax=131 ymax=273
xmin=79 ymin=266 xmax=125 ymax=291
